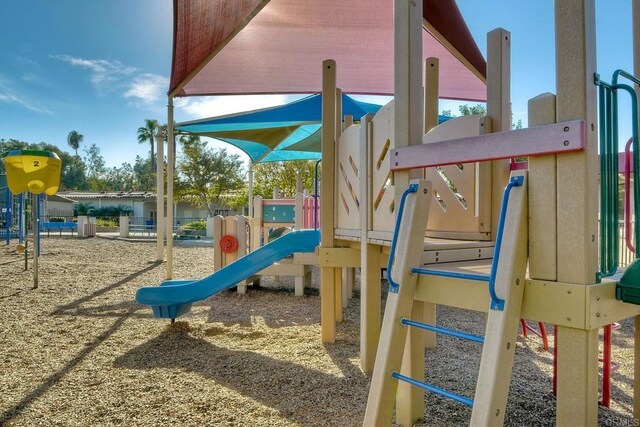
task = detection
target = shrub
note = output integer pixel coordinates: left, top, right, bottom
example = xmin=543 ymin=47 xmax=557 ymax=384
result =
xmin=95 ymin=218 xmax=118 ymax=227
xmin=183 ymin=220 xmax=207 ymax=231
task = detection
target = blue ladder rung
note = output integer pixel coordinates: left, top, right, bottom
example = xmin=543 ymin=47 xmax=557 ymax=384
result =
xmin=411 ymin=267 xmax=490 ymax=282
xmin=392 ymin=371 xmax=474 ymax=407
xmin=401 ymin=318 xmax=484 ymax=344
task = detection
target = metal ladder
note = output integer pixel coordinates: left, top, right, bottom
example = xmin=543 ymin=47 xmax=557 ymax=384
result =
xmin=363 ymin=173 xmax=529 ymax=426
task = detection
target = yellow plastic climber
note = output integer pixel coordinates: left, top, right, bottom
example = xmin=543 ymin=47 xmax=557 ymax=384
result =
xmin=4 ymin=150 xmax=62 ymax=195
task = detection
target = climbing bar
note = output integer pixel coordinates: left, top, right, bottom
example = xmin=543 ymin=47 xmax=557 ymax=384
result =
xmin=391 ymin=371 xmax=474 ymax=407
xmin=488 ymin=175 xmax=524 ymax=310
xmin=595 ymin=70 xmax=640 ymax=275
xmin=625 ymin=138 xmax=635 ymax=253
xmin=387 ymin=183 xmax=419 ymax=293
xmin=400 ymin=318 xmax=484 ymax=344
xmin=411 ymin=267 xmax=489 ymax=283
xmin=596 ymin=75 xmax=620 ymax=277
xmin=390 ymin=120 xmax=585 ymax=171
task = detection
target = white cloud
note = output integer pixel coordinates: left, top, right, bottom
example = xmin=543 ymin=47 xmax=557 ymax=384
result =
xmin=53 ymin=54 xmax=168 ymax=111
xmin=0 ymin=80 xmax=53 ymax=115
xmin=52 ymin=55 xmax=137 ymax=91
xmin=175 ymin=94 xmax=303 ymax=119
xmin=124 ymin=73 xmax=169 ymax=105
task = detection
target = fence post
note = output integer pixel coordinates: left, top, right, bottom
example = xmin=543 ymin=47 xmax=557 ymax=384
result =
xmin=119 ymin=215 xmax=129 ymax=238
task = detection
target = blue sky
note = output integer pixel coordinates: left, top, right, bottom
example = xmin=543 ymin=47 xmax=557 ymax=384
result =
xmin=0 ymin=1 xmax=634 ymax=168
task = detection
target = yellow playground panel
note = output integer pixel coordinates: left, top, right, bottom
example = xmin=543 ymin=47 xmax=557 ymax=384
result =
xmin=4 ymin=150 xmax=62 ymax=195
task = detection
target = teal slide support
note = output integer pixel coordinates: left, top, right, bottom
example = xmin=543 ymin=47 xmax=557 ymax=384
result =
xmin=135 ymin=229 xmax=320 ymax=319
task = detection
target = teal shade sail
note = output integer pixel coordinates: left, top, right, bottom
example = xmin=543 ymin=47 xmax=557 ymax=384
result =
xmin=176 ymin=93 xmax=380 ymax=163
xmin=176 ymin=93 xmax=451 ymax=163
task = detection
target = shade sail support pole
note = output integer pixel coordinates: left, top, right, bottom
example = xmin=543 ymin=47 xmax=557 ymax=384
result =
xmin=167 ymin=97 xmax=175 ymax=279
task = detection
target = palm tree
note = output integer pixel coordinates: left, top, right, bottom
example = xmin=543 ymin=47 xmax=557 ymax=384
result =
xmin=67 ymin=130 xmax=84 ymax=156
xmin=137 ymin=119 xmax=159 ymax=172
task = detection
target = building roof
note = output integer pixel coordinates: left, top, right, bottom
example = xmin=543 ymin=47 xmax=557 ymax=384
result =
xmin=57 ymin=191 xmax=157 ymax=201
xmin=46 ymin=194 xmax=77 ymax=204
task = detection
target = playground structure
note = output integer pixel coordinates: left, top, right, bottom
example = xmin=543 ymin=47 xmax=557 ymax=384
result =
xmin=318 ymin=3 xmax=640 ymax=426
xmin=2 ymin=150 xmax=62 ymax=288
xmin=1 ymin=175 xmax=21 ymax=244
xmin=209 ymin=191 xmax=318 ymax=296
xmin=134 ymin=1 xmax=640 ymax=425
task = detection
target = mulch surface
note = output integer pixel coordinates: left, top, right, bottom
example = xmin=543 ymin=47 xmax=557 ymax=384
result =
xmin=0 ymin=236 xmax=636 ymax=426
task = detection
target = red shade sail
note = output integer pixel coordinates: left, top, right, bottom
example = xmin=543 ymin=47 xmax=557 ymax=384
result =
xmin=170 ymin=0 xmax=486 ymax=101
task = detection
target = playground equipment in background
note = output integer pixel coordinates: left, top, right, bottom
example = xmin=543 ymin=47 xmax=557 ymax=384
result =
xmin=4 ymin=150 xmax=62 ymax=196
xmin=210 ymin=191 xmax=319 ymax=296
xmin=1 ymin=177 xmax=20 ymax=244
xmin=136 ymin=229 xmax=320 ymax=321
xmin=2 ymin=150 xmax=62 ymax=288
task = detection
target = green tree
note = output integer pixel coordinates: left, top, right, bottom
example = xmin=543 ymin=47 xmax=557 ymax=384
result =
xmin=458 ymin=104 xmax=487 ymax=116
xmin=227 ymin=160 xmax=317 ymax=211
xmin=83 ymin=143 xmax=107 ymax=190
xmin=66 ymin=130 xmax=84 ymax=156
xmin=0 ymin=138 xmax=89 ymax=190
xmin=0 ymin=138 xmax=28 ymax=174
xmin=176 ymin=140 xmax=244 ymax=216
xmin=252 ymin=161 xmax=317 ymax=198
xmin=132 ymin=156 xmax=155 ymax=190
xmin=60 ymin=154 xmax=88 ymax=190
xmin=137 ymin=119 xmax=159 ymax=172
xmin=104 ymin=164 xmax=135 ymax=191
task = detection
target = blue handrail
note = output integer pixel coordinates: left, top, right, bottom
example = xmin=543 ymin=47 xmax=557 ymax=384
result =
xmin=488 ymin=175 xmax=524 ymax=310
xmin=391 ymin=371 xmax=474 ymax=407
xmin=411 ymin=267 xmax=489 ymax=283
xmin=401 ymin=318 xmax=484 ymax=343
xmin=314 ymin=159 xmax=322 ymax=231
xmin=387 ymin=183 xmax=419 ymax=293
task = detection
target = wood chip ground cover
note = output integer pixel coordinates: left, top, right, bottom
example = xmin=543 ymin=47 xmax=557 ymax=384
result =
xmin=0 ymin=237 xmax=636 ymax=426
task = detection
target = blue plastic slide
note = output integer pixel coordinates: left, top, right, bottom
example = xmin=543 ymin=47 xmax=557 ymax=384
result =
xmin=136 ymin=229 xmax=320 ymax=319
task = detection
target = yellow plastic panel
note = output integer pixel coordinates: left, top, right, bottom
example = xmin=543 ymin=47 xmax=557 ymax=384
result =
xmin=4 ymin=150 xmax=62 ymax=195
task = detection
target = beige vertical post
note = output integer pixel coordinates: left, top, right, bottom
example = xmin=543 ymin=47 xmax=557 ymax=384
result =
xmin=394 ymin=0 xmax=425 ymax=424
xmin=155 ymin=126 xmax=165 ymax=262
xmin=487 ymin=28 xmax=512 ymax=237
xmin=363 ymin=180 xmax=431 ymax=426
xmin=252 ymin=196 xmax=262 ymax=250
xmin=470 ymin=172 xmax=528 ymax=426
xmin=555 ymin=1 xmax=599 ymax=425
xmin=294 ymin=193 xmax=303 ymax=229
xmin=334 ymin=87 xmax=344 ymax=323
xmin=167 ymin=97 xmax=175 ymax=279
xmin=320 ymin=59 xmax=337 ymax=343
xmin=236 ymin=216 xmax=248 ymax=294
xmin=359 ymin=113 xmax=381 ymax=372
xmin=634 ymin=0 xmax=640 ymax=419
xmin=528 ymin=93 xmax=557 ymax=280
xmin=344 ymin=114 xmax=354 ymax=128
xmin=213 ymin=215 xmax=223 ymax=271
xmin=422 ymin=57 xmax=439 ymax=350
xmin=32 ymin=193 xmax=38 ymax=289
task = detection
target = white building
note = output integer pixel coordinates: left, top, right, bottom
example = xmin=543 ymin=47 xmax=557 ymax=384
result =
xmin=55 ymin=191 xmax=237 ymax=222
